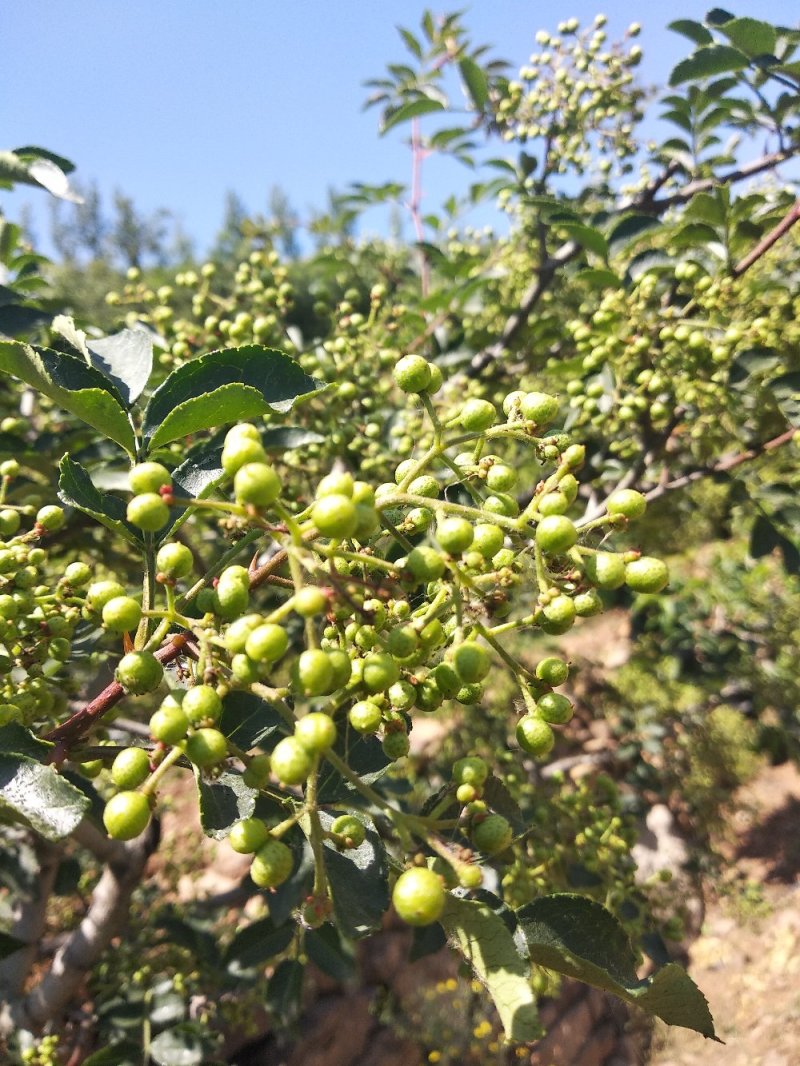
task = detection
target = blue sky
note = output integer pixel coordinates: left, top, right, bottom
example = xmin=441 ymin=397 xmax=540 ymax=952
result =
xmin=1 ymin=1 xmax=795 ymax=255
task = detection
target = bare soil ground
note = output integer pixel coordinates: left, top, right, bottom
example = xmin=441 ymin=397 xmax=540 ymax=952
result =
xmin=650 ymin=761 xmax=800 ymax=1066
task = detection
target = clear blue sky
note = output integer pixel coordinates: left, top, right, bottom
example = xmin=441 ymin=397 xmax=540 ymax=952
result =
xmin=1 ymin=1 xmax=795 ymax=255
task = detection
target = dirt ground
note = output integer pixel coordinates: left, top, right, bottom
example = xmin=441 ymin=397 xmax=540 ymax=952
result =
xmin=650 ymin=761 xmax=800 ymax=1066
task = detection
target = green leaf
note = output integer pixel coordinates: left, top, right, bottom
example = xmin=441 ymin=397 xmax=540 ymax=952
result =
xmin=668 ymin=20 xmax=714 ymax=46
xmin=768 ymin=371 xmax=800 ymax=426
xmin=440 ymin=896 xmax=542 ymax=1043
xmin=218 ymin=690 xmax=289 ymax=751
xmin=683 ymin=192 xmax=726 ymax=226
xmin=0 ymin=150 xmax=82 ymax=202
xmin=728 ymin=347 xmax=780 ymax=386
xmin=195 ymin=769 xmax=257 ymax=839
xmin=317 ymin=731 xmax=390 ymax=803
xmin=560 ymin=223 xmax=608 ymax=259
xmin=0 ymin=753 xmax=90 ymax=841
xmin=459 ymin=57 xmax=489 ymax=110
xmin=86 ymin=328 xmax=154 ymax=405
xmin=670 ymin=45 xmax=750 ymax=85
xmin=719 ymin=17 xmax=776 ymax=55
xmin=58 ymin=454 xmax=144 ymax=547
xmin=517 ymin=894 xmax=718 ymax=1039
xmin=0 ymin=929 xmax=26 ymax=960
xmin=0 ymin=723 xmax=53 ymax=760
xmin=608 ymin=214 xmax=663 ymax=247
xmin=398 ymin=26 xmax=423 ymax=59
xmin=142 ymin=345 xmax=321 ymax=451
xmin=574 ymin=268 xmax=622 ymax=289
xmin=0 ymin=341 xmax=136 ymax=455
xmin=381 ymin=97 xmax=447 ymax=134
xmin=305 ymin=923 xmax=356 ymax=982
xmin=81 ymin=1041 xmax=142 ymax=1066
xmin=149 ymin=1026 xmax=206 ymax=1066
xmin=261 ymin=426 xmax=325 ymax=451
xmin=320 ymin=810 xmax=389 ymax=938
xmin=224 ymin=916 xmax=294 ymax=975
xmin=266 ymin=959 xmax=304 ymax=1021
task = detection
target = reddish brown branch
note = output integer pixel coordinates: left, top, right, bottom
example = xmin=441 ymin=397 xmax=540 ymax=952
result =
xmin=44 ymin=634 xmax=190 ymax=751
xmin=732 ymin=199 xmax=800 ymax=277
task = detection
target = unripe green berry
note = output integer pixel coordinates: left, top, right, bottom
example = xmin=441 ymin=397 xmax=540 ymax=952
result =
xmin=64 ymin=561 xmax=92 ymax=586
xmin=436 ymin=517 xmax=474 ymax=554
xmin=536 ymin=659 xmax=569 ymax=691
xmin=472 ymin=523 xmax=504 ymax=558
xmin=382 ymin=731 xmax=410 ymax=760
xmin=311 ymin=494 xmax=358 ymax=538
xmin=293 ymin=649 xmax=335 ymax=696
xmin=406 ymin=546 xmax=445 ymax=581
xmin=516 ymin=715 xmax=555 ymax=757
xmin=625 ymin=556 xmax=669 ymax=593
xmin=87 ymin=580 xmax=126 ymax=612
xmin=36 ymin=506 xmax=65 ymax=533
xmin=362 ymin=652 xmax=400 ymax=693
xmin=536 ymin=692 xmax=573 ymax=724
xmin=245 ymin=623 xmax=289 ymax=663
xmin=103 ymin=791 xmax=151 ymax=840
xmin=229 ymin=817 xmax=270 ymax=854
xmin=293 ymin=587 xmax=327 ymax=617
xmin=102 ymin=596 xmax=142 ymax=633
xmin=234 ymin=462 xmax=281 ymax=507
xmin=182 ymin=685 xmax=223 ymax=724
xmin=459 ymin=398 xmax=496 ymax=432
xmin=330 ymin=814 xmax=366 ymax=848
xmin=250 ymin=837 xmax=293 ymax=888
xmin=472 ymin=813 xmax=512 ymax=855
xmin=149 ymin=704 xmax=189 ymax=744
xmin=221 ymin=436 xmax=266 ymax=475
xmin=185 ymin=728 xmax=228 ymax=768
xmin=271 ymin=735 xmax=313 ymax=784
xmin=111 ymin=747 xmax=151 ymax=790
xmin=129 ymin=462 xmax=171 ymax=494
xmin=453 ymin=641 xmax=490 ymax=683
xmin=520 ymin=392 xmax=559 ymax=424
xmin=295 ymin=711 xmax=337 ymax=753
xmin=392 ymin=867 xmax=446 ymax=926
xmin=394 ymin=354 xmax=432 ymax=393
xmin=243 ymin=753 xmax=271 ymax=788
xmin=584 ymin=552 xmax=625 ymax=589
xmin=349 ymin=699 xmax=383 ymax=733
xmin=116 ymin=651 xmax=164 ymax=694
xmin=607 ymin=489 xmax=646 ymax=520
xmin=127 ymin=493 xmax=169 ymax=532
xmin=156 ymin=542 xmax=194 ymax=579
xmin=536 ymin=515 xmax=577 ymax=553
xmin=453 ymin=756 xmax=488 ymax=786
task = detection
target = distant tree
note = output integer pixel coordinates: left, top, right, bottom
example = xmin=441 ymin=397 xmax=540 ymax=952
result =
xmin=211 ymin=189 xmax=249 ymax=262
xmin=267 ymin=184 xmax=301 ymax=259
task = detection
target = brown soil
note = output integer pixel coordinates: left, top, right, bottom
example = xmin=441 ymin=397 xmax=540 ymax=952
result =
xmin=650 ymin=761 xmax=800 ymax=1066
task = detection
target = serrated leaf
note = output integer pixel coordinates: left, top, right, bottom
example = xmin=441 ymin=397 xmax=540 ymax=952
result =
xmin=670 ymin=45 xmax=749 ymax=86
xmin=142 ymin=345 xmax=321 ymax=450
xmin=517 ymin=894 xmax=718 ymax=1039
xmin=459 ymin=57 xmax=489 ymax=110
xmin=196 ymin=769 xmax=257 ymax=839
xmin=668 ymin=20 xmax=714 ymax=46
xmin=149 ymin=1026 xmax=205 ymax=1066
xmin=0 ymin=723 xmax=53 ymax=760
xmin=719 ymin=17 xmax=776 ymax=55
xmin=381 ymin=97 xmax=447 ymax=134
xmin=0 ymin=341 xmax=136 ymax=455
xmin=318 ymin=731 xmax=390 ymax=804
xmin=58 ymin=454 xmax=144 ymax=546
xmin=224 ymin=916 xmax=294 ymax=974
xmin=440 ymin=896 xmax=542 ymax=1043
xmin=0 ymin=753 xmax=90 ymax=840
xmin=319 ymin=810 xmax=389 ymax=938
xmin=86 ymin=328 xmax=153 ymax=405
xmin=218 ymin=690 xmax=288 ymax=751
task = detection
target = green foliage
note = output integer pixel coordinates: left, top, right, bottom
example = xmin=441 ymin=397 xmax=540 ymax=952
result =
xmin=5 ymin=6 xmax=800 ymax=1060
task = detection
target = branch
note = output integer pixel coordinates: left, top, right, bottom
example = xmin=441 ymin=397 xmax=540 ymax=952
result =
xmin=19 ymin=824 xmax=158 ymax=1032
xmin=644 ymin=427 xmax=795 ymax=504
xmin=732 ymin=198 xmax=800 ymax=277
xmin=44 ymin=633 xmax=190 ymax=751
xmin=467 ymin=144 xmax=800 ymax=377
